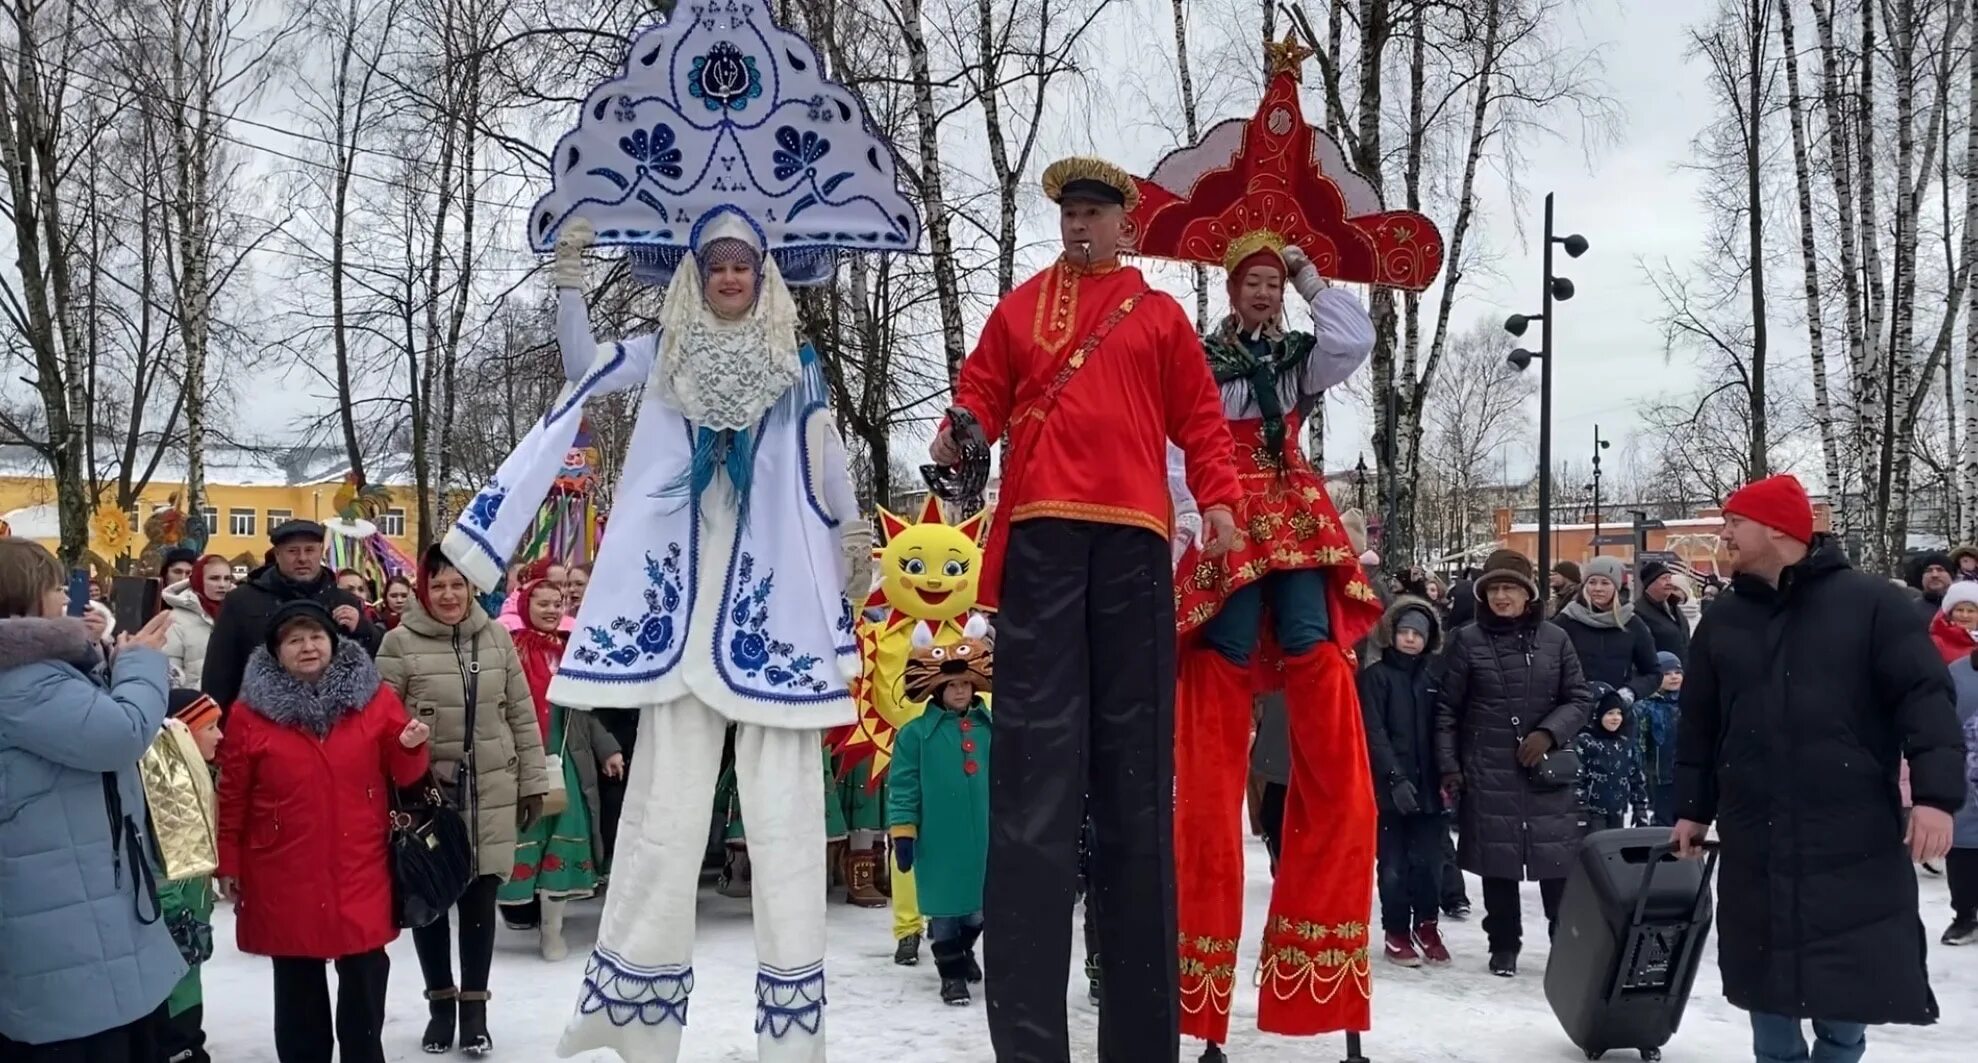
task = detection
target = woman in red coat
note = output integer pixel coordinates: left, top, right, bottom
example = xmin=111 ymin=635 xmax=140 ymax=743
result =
xmin=1930 ymin=583 xmax=1978 ymax=663
xmin=216 ymin=601 xmax=430 ymax=1063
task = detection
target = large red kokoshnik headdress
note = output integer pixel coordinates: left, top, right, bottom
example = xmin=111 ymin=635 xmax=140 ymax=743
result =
xmin=1129 ymin=33 xmax=1445 ymax=290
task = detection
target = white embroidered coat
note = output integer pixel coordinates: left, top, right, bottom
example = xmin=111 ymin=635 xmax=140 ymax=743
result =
xmin=444 ymin=294 xmax=860 ymax=730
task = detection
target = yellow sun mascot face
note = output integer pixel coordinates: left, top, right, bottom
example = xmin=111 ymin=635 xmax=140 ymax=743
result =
xmin=874 ymin=502 xmax=984 ymax=622
xmin=831 ymin=497 xmax=987 ymax=787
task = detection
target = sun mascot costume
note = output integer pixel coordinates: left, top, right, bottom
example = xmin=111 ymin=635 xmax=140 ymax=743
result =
xmin=832 ymin=497 xmax=987 ymax=965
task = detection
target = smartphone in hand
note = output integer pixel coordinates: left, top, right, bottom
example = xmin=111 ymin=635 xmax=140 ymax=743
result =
xmin=66 ymin=570 xmax=90 ymax=617
xmin=110 ymin=576 xmax=163 ymax=636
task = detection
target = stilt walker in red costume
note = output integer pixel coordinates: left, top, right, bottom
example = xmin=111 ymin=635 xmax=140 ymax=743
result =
xmin=1128 ymin=33 xmax=1446 ymax=1061
xmin=929 ymin=155 xmax=1243 ymax=1063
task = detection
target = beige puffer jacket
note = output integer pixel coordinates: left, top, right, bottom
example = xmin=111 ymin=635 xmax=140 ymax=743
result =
xmin=378 ymin=598 xmax=549 ymax=879
xmin=160 ymin=582 xmax=213 ymax=689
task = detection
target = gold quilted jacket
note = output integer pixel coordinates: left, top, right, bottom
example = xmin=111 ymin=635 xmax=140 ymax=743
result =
xmin=139 ymin=719 xmax=217 ymax=881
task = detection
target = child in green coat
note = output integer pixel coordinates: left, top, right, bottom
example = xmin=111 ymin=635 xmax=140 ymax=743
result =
xmin=888 ymin=617 xmax=994 ymax=1006
xmin=160 ymin=691 xmax=224 ymax=1063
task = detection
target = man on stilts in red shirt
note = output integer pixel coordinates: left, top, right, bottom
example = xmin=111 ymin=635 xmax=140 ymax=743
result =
xmin=929 ymin=155 xmax=1242 ymax=1063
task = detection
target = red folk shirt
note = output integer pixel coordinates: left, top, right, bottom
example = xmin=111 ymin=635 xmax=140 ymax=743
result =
xmin=952 ymin=257 xmax=1241 ymax=610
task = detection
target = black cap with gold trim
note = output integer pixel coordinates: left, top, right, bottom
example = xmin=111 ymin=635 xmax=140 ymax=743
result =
xmin=1042 ymin=156 xmax=1140 ymax=211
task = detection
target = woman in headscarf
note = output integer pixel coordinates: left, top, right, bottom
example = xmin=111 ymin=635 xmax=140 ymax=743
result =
xmin=377 ymin=547 xmax=548 ymax=1054
xmin=163 ymin=554 xmax=235 ymax=690
xmin=493 ymin=574 xmax=623 ymax=961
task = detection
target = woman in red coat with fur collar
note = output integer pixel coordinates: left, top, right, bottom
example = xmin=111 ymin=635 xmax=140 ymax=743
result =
xmin=216 ymin=601 xmax=429 ymax=1063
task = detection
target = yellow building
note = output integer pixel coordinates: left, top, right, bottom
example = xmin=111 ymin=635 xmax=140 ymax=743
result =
xmin=0 ymin=443 xmax=422 ymax=565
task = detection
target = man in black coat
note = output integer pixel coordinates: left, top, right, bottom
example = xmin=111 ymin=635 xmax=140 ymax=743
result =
xmin=1636 ymin=559 xmax=1692 ymax=664
xmin=199 ymin=519 xmax=384 ymax=709
xmin=1673 ymin=474 xmax=1966 ymax=1059
xmin=1906 ymin=550 xmax=1955 ymax=627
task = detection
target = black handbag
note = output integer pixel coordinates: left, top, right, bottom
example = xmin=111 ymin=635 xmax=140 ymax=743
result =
xmin=389 ymin=768 xmax=475 ymax=929
xmin=1528 ymin=747 xmax=1583 ymax=791
xmin=390 ymin=629 xmax=481 ymax=928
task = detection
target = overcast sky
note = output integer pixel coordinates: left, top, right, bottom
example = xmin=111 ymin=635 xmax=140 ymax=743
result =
xmin=219 ymin=0 xmax=1722 ymax=486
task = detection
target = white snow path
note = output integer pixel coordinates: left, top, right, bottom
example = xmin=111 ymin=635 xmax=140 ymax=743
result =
xmin=199 ymin=839 xmax=1977 ymax=1062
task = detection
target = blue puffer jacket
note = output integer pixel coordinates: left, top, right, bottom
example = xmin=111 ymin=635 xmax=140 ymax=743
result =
xmin=1951 ymin=656 xmax=1978 ymax=849
xmin=0 ymin=617 xmax=185 ymax=1045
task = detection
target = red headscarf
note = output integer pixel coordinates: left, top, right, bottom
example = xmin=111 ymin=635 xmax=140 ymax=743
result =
xmin=509 ymin=577 xmax=565 ymax=740
xmin=193 ymin=554 xmax=231 ymax=618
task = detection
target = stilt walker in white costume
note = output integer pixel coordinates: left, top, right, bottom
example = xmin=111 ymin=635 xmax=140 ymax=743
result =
xmin=440 ymin=6 xmax=921 ymax=1060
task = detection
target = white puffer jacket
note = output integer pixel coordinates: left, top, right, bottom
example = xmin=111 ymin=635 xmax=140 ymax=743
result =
xmin=160 ymin=582 xmax=214 ymax=689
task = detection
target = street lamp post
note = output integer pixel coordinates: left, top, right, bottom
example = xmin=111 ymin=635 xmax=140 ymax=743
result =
xmin=1589 ymin=424 xmax=1610 ymax=556
xmin=1505 ymin=193 xmax=1588 ymax=588
xmin=1354 ymin=453 xmax=1368 ymax=511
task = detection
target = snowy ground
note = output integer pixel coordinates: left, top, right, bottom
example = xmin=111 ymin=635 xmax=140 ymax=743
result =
xmin=201 ymin=839 xmax=1977 ymax=1062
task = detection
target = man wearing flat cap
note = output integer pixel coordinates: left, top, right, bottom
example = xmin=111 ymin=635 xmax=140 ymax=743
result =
xmin=930 ymin=156 xmax=1241 ymax=1062
xmin=200 ymin=517 xmax=384 ymax=710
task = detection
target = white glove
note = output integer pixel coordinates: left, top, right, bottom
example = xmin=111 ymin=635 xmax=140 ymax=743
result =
xmin=1172 ymin=512 xmax=1202 ymax=571
xmin=554 ymin=218 xmax=594 ymax=290
xmin=1282 ymin=244 xmax=1328 ymax=303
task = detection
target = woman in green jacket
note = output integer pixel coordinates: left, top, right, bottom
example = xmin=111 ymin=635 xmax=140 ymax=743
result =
xmin=887 ymin=618 xmax=994 ymax=1007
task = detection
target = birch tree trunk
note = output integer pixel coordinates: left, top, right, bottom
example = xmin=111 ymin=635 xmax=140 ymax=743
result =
xmin=1777 ymin=0 xmax=1846 ymax=528
xmin=1810 ymin=0 xmax=1877 ymax=561
xmin=1170 ymin=0 xmax=1208 ymax=330
xmin=1964 ymin=13 xmax=1978 ymax=540
xmin=896 ymin=0 xmax=968 ymax=383
xmin=1742 ymin=0 xmax=1769 ymax=478
xmin=0 ymin=0 xmax=93 ymax=564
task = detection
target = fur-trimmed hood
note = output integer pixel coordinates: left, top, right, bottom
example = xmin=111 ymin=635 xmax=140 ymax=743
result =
xmin=0 ymin=616 xmax=98 ymax=671
xmin=1366 ymin=595 xmax=1442 ymax=663
xmin=239 ymin=638 xmax=382 ymax=737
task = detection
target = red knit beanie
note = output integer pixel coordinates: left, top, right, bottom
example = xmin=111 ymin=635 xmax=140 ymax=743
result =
xmin=1723 ymin=474 xmax=1814 ymax=544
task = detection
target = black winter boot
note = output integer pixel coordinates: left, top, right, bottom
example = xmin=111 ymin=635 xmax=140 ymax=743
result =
xmin=1488 ymin=949 xmax=1518 ymax=977
xmin=894 ymin=931 xmax=922 ymax=966
xmin=421 ymin=988 xmax=456 ymax=1053
xmin=1199 ymin=1043 xmax=1229 ymax=1063
xmin=960 ymin=921 xmax=983 ymax=983
xmin=457 ymin=990 xmax=493 ymax=1055
xmin=932 ymin=937 xmax=972 ymax=1005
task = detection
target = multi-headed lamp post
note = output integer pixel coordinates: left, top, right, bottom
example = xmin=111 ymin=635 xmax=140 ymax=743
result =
xmin=1505 ymin=192 xmax=1588 ymax=589
xmin=1589 ymin=425 xmax=1610 ymax=556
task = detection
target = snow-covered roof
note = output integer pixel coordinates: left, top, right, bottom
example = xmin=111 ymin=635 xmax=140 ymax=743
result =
xmin=1506 ymin=516 xmax=1729 ymax=534
xmin=0 ymin=503 xmax=59 ymax=538
xmin=0 ymin=442 xmax=415 ymax=488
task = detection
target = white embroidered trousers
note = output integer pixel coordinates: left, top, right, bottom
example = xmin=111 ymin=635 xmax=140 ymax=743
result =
xmin=558 ymin=697 xmax=828 ymax=1063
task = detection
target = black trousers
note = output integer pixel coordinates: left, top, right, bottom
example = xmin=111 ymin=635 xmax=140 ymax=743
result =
xmin=1947 ymin=847 xmax=1978 ymax=920
xmin=984 ymin=519 xmax=1178 ymax=1063
xmin=0 ymin=1003 xmax=165 ymax=1063
xmin=270 ymin=950 xmax=389 ymax=1063
xmin=1259 ymin=781 xmax=1287 ymax=873
xmin=1377 ymin=812 xmax=1445 ymax=933
xmin=412 ymin=873 xmax=499 ymax=993
xmin=160 ymin=1003 xmax=209 ymax=1063
xmin=1480 ymin=875 xmax=1566 ymax=954
xmin=1439 ymin=820 xmax=1469 ymax=908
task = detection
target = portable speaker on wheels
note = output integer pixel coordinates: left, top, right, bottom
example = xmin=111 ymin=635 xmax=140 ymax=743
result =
xmin=1544 ymin=828 xmax=1718 ymax=1061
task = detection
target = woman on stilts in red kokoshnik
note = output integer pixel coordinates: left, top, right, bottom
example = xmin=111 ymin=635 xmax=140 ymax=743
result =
xmin=1131 ymin=33 xmax=1447 ymax=1060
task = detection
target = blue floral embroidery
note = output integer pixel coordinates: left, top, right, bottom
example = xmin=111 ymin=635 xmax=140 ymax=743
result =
xmin=689 ymin=42 xmax=762 ymax=113
xmin=617 ymin=122 xmax=683 ymax=180
xmin=577 ymin=948 xmax=692 ymax=1028
xmin=726 ymin=553 xmax=826 ymax=693
xmin=754 ymin=961 xmax=824 ymax=1038
xmin=836 ymin=596 xmax=854 ymax=637
xmin=572 ymin=547 xmax=685 ymax=668
xmin=467 ymin=479 xmax=506 ymax=529
xmin=772 ymin=126 xmax=830 ymax=180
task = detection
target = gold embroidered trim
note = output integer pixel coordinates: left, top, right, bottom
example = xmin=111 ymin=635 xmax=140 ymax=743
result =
xmin=1009 ymin=500 xmax=1168 ymax=538
xmin=1033 ymin=264 xmax=1080 ymax=354
xmin=1255 ymin=916 xmax=1373 ymax=1006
